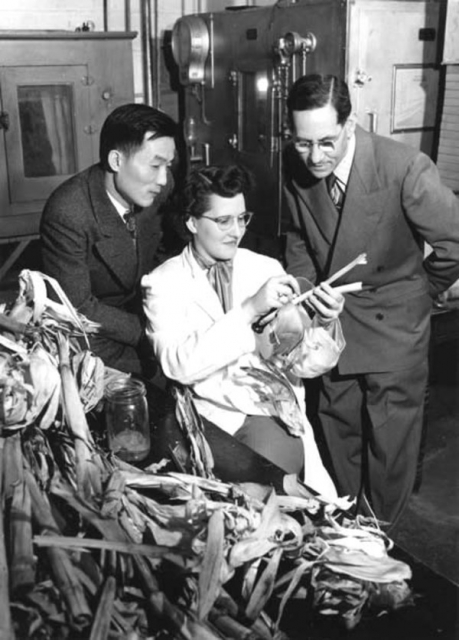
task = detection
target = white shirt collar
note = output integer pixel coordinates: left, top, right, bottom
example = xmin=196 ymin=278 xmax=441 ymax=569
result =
xmin=106 ymin=190 xmax=130 ymax=220
xmin=333 ymin=133 xmax=356 ymax=187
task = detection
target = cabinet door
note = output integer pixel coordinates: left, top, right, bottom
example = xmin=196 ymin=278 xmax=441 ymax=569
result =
xmin=0 ymin=64 xmax=94 ymax=204
xmin=347 ymin=1 xmax=442 ymax=157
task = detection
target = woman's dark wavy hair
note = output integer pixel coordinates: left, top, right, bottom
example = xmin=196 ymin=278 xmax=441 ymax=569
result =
xmin=286 ymin=74 xmax=352 ymax=127
xmin=175 ymin=164 xmax=255 ymax=240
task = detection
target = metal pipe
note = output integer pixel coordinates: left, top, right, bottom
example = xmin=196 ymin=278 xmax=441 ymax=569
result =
xmin=152 ymin=0 xmax=161 ymax=109
xmin=125 ymin=0 xmax=131 ymax=32
xmin=145 ymin=0 xmax=155 ymax=106
xmin=103 ymin=0 xmax=108 ymax=31
xmin=140 ymin=0 xmax=152 ymax=104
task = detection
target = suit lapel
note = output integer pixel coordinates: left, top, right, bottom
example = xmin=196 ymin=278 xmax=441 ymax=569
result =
xmin=329 ymin=127 xmax=384 ymax=275
xmin=297 ymin=178 xmax=340 ymax=245
xmin=88 ymin=166 xmax=139 ymax=290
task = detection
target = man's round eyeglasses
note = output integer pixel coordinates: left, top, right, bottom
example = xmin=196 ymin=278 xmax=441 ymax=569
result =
xmin=293 ymin=125 xmax=345 ymax=154
xmin=200 ymin=211 xmax=254 ymax=231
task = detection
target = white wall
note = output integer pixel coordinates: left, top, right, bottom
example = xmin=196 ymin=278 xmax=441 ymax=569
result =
xmin=0 ymin=0 xmax=104 ymax=31
xmin=0 ymin=0 xmax=267 ymax=104
xmin=0 ymin=0 xmax=267 ymax=32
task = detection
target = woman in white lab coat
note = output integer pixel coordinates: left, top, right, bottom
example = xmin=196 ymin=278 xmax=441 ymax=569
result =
xmin=142 ymin=165 xmax=345 ymax=498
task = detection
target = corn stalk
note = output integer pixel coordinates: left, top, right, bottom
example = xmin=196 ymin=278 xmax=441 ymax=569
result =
xmin=57 ymin=333 xmax=94 ymax=496
xmin=0 ymin=438 xmax=15 ymax=640
xmin=24 ymin=465 xmax=92 ymax=631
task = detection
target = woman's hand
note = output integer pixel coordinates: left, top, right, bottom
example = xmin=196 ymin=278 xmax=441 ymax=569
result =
xmin=242 ymin=274 xmax=300 ymax=322
xmin=307 ymin=282 xmax=344 ymax=326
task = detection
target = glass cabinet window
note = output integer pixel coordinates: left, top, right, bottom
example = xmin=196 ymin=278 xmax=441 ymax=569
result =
xmin=18 ymin=85 xmax=77 ymax=178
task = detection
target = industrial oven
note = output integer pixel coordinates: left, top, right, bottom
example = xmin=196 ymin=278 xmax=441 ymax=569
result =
xmin=171 ymin=0 xmax=347 ymax=255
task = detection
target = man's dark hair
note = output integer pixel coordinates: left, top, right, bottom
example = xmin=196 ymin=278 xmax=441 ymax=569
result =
xmin=286 ymin=74 xmax=352 ymax=127
xmin=99 ymin=103 xmax=178 ymax=170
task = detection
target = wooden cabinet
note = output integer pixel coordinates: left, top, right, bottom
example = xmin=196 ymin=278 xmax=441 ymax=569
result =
xmin=0 ymin=31 xmax=136 ymax=241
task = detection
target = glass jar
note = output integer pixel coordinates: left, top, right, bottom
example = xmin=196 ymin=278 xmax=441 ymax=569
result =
xmin=105 ymin=378 xmax=150 ymax=462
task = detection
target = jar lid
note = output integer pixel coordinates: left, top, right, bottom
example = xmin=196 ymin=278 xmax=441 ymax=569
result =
xmin=105 ymin=377 xmax=146 ymax=401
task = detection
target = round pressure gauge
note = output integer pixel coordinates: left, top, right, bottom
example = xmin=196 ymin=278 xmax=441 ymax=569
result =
xmin=171 ymin=16 xmax=210 ymax=85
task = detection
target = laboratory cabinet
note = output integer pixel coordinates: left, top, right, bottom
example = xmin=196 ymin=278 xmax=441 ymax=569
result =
xmin=0 ymin=31 xmax=136 ymax=245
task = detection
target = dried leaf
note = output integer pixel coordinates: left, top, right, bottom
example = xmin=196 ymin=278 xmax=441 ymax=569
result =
xmin=245 ymin=547 xmax=283 ymax=621
xmin=198 ymin=508 xmax=224 ymax=620
xmin=89 ymin=575 xmax=117 ymax=640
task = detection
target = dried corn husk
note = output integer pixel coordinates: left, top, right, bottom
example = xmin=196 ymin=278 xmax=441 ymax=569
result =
xmin=71 ymin=350 xmax=105 ymax=413
xmin=198 ymin=508 xmax=225 ymax=620
xmin=0 ymin=438 xmax=15 ymax=639
xmin=88 ymin=575 xmax=117 ymax=640
xmin=173 ymin=384 xmax=214 ymax=477
xmin=241 ymin=361 xmax=305 ymax=436
xmin=18 ymin=270 xmax=100 ymax=342
xmin=317 ymin=546 xmax=411 ymax=583
xmin=245 ymin=547 xmax=283 ymax=621
xmin=24 ymin=466 xmax=92 ymax=630
xmin=57 ymin=334 xmax=95 ymax=496
xmin=0 ymin=347 xmax=60 ymax=432
xmin=0 ymin=267 xmax=415 ymax=639
xmin=9 ymin=476 xmax=35 ymax=593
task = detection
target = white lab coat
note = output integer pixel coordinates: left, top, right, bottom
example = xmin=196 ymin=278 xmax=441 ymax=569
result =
xmin=142 ymin=244 xmax=345 ymax=498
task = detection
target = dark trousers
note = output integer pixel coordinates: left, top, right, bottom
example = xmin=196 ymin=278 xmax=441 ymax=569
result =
xmin=88 ymin=332 xmax=156 ymax=378
xmin=234 ymin=415 xmax=305 ymax=475
xmin=317 ymin=361 xmax=429 ymax=526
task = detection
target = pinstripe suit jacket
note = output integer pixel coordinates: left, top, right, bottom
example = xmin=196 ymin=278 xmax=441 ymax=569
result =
xmin=284 ymin=126 xmax=459 ymax=374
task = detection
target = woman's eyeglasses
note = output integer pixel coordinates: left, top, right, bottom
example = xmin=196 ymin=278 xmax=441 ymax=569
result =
xmin=200 ymin=211 xmax=254 ymax=231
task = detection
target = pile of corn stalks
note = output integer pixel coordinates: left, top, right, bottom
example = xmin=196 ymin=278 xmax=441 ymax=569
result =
xmin=0 ymin=271 xmax=414 ymax=640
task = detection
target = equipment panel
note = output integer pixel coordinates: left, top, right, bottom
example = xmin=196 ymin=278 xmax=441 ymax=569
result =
xmin=171 ymin=1 xmax=347 ymax=256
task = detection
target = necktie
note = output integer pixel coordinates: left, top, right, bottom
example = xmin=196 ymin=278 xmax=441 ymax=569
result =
xmin=326 ymin=173 xmax=345 ymax=212
xmin=192 ymin=248 xmax=233 ymax=312
xmin=207 ymin=261 xmax=233 ymax=312
xmin=123 ymin=209 xmax=137 ymax=245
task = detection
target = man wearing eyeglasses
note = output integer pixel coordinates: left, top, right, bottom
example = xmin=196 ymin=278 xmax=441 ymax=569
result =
xmin=283 ymin=73 xmax=459 ymax=527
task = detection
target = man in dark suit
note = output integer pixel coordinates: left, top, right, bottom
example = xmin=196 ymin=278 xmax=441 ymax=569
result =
xmin=40 ymin=103 xmax=178 ymax=375
xmin=283 ymin=73 xmax=459 ymax=526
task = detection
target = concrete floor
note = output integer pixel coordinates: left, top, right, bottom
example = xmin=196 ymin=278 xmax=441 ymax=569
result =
xmin=392 ymin=329 xmax=459 ymax=588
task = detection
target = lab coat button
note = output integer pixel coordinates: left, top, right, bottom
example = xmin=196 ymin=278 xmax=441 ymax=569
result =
xmin=376 ymin=312 xmax=384 ymax=320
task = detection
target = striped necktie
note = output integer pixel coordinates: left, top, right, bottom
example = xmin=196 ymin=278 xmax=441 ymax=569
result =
xmin=326 ymin=173 xmax=345 ymax=212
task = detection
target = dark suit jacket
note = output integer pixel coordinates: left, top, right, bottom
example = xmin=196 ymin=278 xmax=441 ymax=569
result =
xmin=284 ymin=126 xmax=459 ymax=374
xmin=40 ymin=163 xmax=173 ymax=371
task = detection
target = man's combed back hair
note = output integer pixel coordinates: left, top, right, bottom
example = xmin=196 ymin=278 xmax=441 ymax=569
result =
xmin=182 ymin=164 xmax=255 ymax=220
xmin=287 ymin=74 xmax=352 ymax=126
xmin=99 ymin=103 xmax=178 ymax=169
